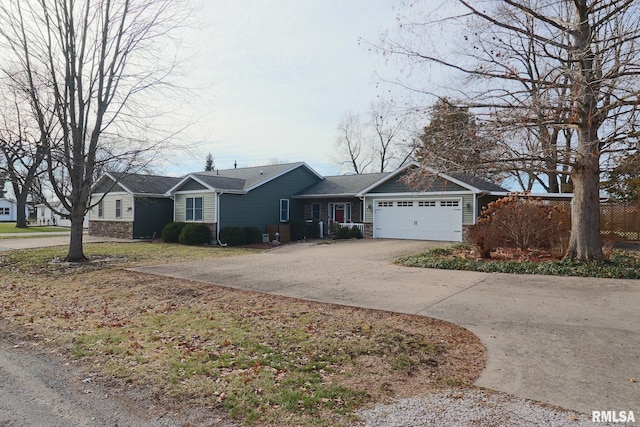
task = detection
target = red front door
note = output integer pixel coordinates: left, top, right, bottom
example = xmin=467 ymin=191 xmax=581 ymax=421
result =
xmin=334 ymin=205 xmax=345 ymax=223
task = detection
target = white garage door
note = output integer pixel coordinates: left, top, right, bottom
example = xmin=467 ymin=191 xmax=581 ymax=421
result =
xmin=373 ymin=199 xmax=463 ymax=241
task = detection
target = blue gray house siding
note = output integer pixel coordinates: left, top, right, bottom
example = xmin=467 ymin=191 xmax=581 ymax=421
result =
xmin=133 ymin=197 xmax=174 ymax=239
xmin=219 ymin=167 xmax=321 ymax=231
xmin=179 ymin=180 xmax=207 ymax=191
xmin=369 ymin=173 xmax=466 ymax=193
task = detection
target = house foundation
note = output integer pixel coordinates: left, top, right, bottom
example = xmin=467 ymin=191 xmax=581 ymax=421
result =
xmin=89 ymin=220 xmax=133 ymax=239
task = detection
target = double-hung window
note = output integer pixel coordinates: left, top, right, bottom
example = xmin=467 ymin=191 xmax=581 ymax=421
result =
xmin=280 ymin=199 xmax=289 ymax=222
xmin=186 ymin=197 xmax=203 ymax=221
xmin=311 ymin=203 xmax=320 ymax=220
xmin=115 ymin=199 xmax=122 ymax=218
xmin=98 ymin=200 xmax=104 ymax=218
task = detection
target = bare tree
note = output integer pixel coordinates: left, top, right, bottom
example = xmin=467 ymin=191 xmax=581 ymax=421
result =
xmin=369 ymin=99 xmax=412 ymax=173
xmin=382 ymin=0 xmax=640 ymax=260
xmin=332 ymin=102 xmax=413 ymax=174
xmin=0 ymin=83 xmax=53 ymax=228
xmin=0 ymin=0 xmax=191 ymax=261
xmin=332 ymin=111 xmax=372 ymax=174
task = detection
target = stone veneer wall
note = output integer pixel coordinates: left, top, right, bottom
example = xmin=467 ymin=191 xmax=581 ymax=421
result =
xmin=462 ymin=225 xmax=473 ymax=243
xmin=89 ymin=220 xmax=133 ymax=239
xmin=204 ymin=223 xmax=218 ymax=242
xmin=363 ymin=223 xmax=373 ymax=239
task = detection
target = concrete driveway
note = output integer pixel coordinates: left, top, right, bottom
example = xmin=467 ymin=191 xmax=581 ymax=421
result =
xmin=133 ymin=239 xmax=640 ymax=415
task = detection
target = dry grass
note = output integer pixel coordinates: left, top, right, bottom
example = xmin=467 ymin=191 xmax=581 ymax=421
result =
xmin=0 ymin=242 xmax=485 ymax=426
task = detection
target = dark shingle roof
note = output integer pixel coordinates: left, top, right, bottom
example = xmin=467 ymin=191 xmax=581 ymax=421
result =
xmin=194 ymin=162 xmax=311 ymax=191
xmin=110 ymin=173 xmax=181 ymax=195
xmin=448 ymin=172 xmax=509 ymax=193
xmin=296 ymin=173 xmax=389 ymax=197
xmin=189 ymin=174 xmax=246 ymax=191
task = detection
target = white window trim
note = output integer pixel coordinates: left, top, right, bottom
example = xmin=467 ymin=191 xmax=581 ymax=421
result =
xmin=329 ymin=202 xmax=351 ymax=222
xmin=186 ymin=196 xmax=203 ymax=222
xmin=115 ymin=199 xmax=122 ymax=218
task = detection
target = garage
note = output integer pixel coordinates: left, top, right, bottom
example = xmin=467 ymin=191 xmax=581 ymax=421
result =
xmin=373 ymin=198 xmax=463 ymax=241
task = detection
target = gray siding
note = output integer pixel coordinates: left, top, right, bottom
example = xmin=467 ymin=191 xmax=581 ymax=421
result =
xmin=370 ymin=173 xmax=466 ymax=193
xmin=176 ymin=179 xmax=207 ymax=191
xmin=219 ymin=167 xmax=321 ymax=231
xmin=133 ymin=197 xmax=174 ymax=238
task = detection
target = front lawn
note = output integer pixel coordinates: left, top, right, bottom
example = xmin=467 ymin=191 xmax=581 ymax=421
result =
xmin=0 ymin=222 xmax=68 ymax=234
xmin=396 ymin=244 xmax=640 ymax=279
xmin=0 ymin=242 xmax=485 ymax=426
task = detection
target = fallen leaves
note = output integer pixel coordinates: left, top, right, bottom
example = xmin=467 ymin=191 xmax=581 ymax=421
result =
xmin=0 ymin=242 xmax=486 ymax=426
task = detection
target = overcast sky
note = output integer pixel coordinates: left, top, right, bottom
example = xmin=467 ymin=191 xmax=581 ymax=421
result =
xmin=170 ymin=0 xmax=420 ymax=176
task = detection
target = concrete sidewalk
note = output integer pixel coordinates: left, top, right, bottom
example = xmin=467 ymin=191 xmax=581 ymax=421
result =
xmin=0 ymin=234 xmax=133 ymax=251
xmin=132 ymin=239 xmax=640 ymax=416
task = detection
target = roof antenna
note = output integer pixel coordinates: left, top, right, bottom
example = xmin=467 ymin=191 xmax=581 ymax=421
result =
xmin=234 ymin=160 xmax=237 ymax=169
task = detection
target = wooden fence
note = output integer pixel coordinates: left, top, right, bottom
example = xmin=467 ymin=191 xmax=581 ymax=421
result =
xmin=601 ymin=200 xmax=640 ymax=241
xmin=540 ymin=199 xmax=640 ymax=242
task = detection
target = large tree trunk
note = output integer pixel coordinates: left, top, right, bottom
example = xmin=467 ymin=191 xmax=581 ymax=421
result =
xmin=65 ymin=204 xmax=87 ymax=262
xmin=566 ymin=129 xmax=603 ymax=260
xmin=15 ymin=190 xmax=29 ymax=228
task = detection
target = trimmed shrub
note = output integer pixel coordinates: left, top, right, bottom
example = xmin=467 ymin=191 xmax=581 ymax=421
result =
xmin=219 ymin=226 xmax=246 ymax=246
xmin=333 ymin=225 xmax=363 ymax=239
xmin=243 ymin=226 xmax=263 ymax=244
xmin=161 ymin=222 xmax=186 ymax=243
xmin=289 ymin=219 xmax=306 ymax=241
xmin=178 ymin=223 xmax=211 ymax=246
xmin=335 ymin=225 xmax=350 ymax=239
xmin=470 ymin=194 xmax=570 ymax=257
xmin=467 ymin=222 xmax=498 ymax=258
xmin=348 ymin=226 xmax=363 ymax=239
xmin=305 ymin=219 xmax=320 ymax=239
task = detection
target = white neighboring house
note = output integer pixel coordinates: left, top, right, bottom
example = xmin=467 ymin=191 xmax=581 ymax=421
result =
xmin=0 ymin=198 xmax=31 ymax=222
xmin=35 ymin=201 xmax=89 ymax=228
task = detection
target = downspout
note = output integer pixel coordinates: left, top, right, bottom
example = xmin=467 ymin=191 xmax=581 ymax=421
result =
xmin=358 ymin=195 xmax=367 ymax=238
xmin=474 ymin=191 xmax=490 ymax=225
xmin=358 ymin=196 xmax=365 ymax=223
xmin=216 ymin=190 xmax=227 ymax=246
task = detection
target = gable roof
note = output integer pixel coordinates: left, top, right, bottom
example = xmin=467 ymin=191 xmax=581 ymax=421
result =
xmin=356 ymin=162 xmax=509 ymax=196
xmin=294 ymin=172 xmax=389 ymax=198
xmin=187 ymin=174 xmax=246 ymax=192
xmin=95 ymin=173 xmax=181 ymax=196
xmin=447 ymin=172 xmax=509 ymax=193
xmin=168 ymin=162 xmax=323 ymax=194
xmin=0 ymin=197 xmax=16 ymax=205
